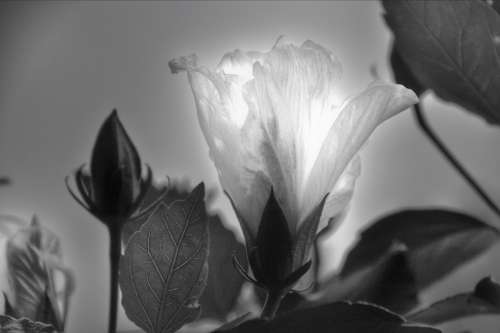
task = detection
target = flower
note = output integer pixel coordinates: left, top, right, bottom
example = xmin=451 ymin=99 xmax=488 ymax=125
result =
xmin=4 ymin=215 xmax=74 ymax=331
xmin=66 ymin=110 xmax=151 ymax=229
xmin=170 ymin=37 xmax=418 ymax=274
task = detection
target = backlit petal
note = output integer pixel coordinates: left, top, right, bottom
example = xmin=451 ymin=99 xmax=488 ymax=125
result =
xmin=301 ymin=82 xmax=418 ymax=223
xmin=169 ymin=55 xmax=269 ymax=238
xmin=244 ymin=38 xmax=343 ymax=229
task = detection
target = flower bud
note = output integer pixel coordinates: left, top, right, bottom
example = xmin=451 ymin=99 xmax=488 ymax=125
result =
xmin=66 ymin=110 xmax=151 ymax=228
xmin=247 ymin=190 xmax=311 ymax=292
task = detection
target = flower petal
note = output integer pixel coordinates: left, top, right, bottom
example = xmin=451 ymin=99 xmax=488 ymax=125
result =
xmin=169 ymin=55 xmax=269 ymax=239
xmin=318 ymin=155 xmax=361 ymax=232
xmin=244 ymin=39 xmax=343 ymax=230
xmin=301 ymin=82 xmax=418 ymax=223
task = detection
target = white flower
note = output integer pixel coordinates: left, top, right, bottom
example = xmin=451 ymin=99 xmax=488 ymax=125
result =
xmin=170 ymin=37 xmax=417 ymax=247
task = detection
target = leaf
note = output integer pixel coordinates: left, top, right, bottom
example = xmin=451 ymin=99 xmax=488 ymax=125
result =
xmin=124 ymin=180 xmax=246 ymax=321
xmin=122 ymin=182 xmax=169 ymax=245
xmin=383 ymin=0 xmax=500 ymax=124
xmin=408 ymin=277 xmax=500 ymax=324
xmin=0 ymin=315 xmax=54 ymax=333
xmin=214 ymin=301 xmax=440 ymax=333
xmin=318 ymin=243 xmax=418 ymax=314
xmin=123 ymin=177 xmax=216 ymax=245
xmin=340 ymin=210 xmax=499 ymax=289
xmin=0 ymin=214 xmax=27 ymax=238
xmin=200 ymin=215 xmax=247 ymax=320
xmin=119 ymin=183 xmax=209 ymax=333
xmin=390 ymin=45 xmax=426 ymax=96
xmin=6 ymin=216 xmax=73 ymax=331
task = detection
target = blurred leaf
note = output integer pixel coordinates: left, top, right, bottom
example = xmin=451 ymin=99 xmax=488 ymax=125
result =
xmin=119 ymin=183 xmax=209 ymax=333
xmin=200 ymin=215 xmax=247 ymax=320
xmin=0 ymin=214 xmax=27 ymax=238
xmin=0 ymin=177 xmax=11 ymax=186
xmin=340 ymin=210 xmax=499 ymax=289
xmin=409 ymin=277 xmax=500 ymax=324
xmin=214 ymin=301 xmax=440 ymax=333
xmin=0 ymin=315 xmax=54 ymax=333
xmin=318 ymin=243 xmax=418 ymax=314
xmin=383 ymin=0 xmax=500 ymax=124
xmin=483 ymin=0 xmax=500 ymax=14
xmin=6 ymin=216 xmax=73 ymax=331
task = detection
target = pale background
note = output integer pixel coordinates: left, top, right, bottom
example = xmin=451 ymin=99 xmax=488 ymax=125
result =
xmin=1 ymin=1 xmax=500 ymax=332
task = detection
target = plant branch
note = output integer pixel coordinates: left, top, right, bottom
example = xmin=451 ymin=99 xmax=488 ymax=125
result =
xmin=108 ymin=226 xmax=122 ymax=333
xmin=260 ymin=288 xmax=287 ymax=320
xmin=413 ymin=103 xmax=500 ymax=218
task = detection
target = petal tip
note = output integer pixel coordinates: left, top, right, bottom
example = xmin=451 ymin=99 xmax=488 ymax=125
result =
xmin=169 ymin=54 xmax=198 ymax=74
xmin=397 ymin=84 xmax=419 ymax=105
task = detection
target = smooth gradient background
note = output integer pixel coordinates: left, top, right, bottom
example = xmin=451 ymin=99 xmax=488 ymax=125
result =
xmin=1 ymin=1 xmax=500 ymax=332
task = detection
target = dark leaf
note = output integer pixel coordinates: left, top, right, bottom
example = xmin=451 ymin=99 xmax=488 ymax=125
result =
xmin=340 ymin=209 xmax=499 ymax=289
xmin=200 ymin=215 xmax=247 ymax=320
xmin=216 ymin=301 xmax=440 ymax=333
xmin=483 ymin=0 xmax=500 ymax=15
xmin=119 ymin=183 xmax=209 ymax=333
xmin=409 ymin=277 xmax=500 ymax=324
xmin=390 ymin=45 xmax=426 ymax=96
xmin=318 ymin=243 xmax=418 ymax=314
xmin=383 ymin=0 xmax=500 ymax=124
xmin=6 ymin=216 xmax=72 ymax=331
xmin=123 ymin=180 xmax=245 ymax=321
xmin=0 ymin=315 xmax=54 ymax=333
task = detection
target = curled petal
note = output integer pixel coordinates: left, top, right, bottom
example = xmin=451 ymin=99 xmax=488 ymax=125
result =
xmin=170 ymin=55 xmax=270 ymax=238
xmin=301 ymin=82 xmax=418 ymax=223
xmin=318 ymin=155 xmax=361 ymax=232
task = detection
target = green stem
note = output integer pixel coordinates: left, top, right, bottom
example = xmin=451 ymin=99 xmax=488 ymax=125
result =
xmin=260 ymin=288 xmax=287 ymax=320
xmin=108 ymin=226 xmax=122 ymax=333
xmin=414 ymin=103 xmax=500 ymax=218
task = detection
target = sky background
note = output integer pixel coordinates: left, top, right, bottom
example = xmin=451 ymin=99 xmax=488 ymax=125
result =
xmin=1 ymin=1 xmax=500 ymax=332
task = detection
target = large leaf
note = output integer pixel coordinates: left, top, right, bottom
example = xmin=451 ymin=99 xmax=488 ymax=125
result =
xmin=390 ymin=46 xmax=426 ymax=97
xmin=214 ymin=301 xmax=440 ymax=333
xmin=122 ymin=182 xmax=170 ymax=245
xmin=119 ymin=183 xmax=209 ymax=333
xmin=124 ymin=180 xmax=246 ymax=321
xmin=383 ymin=0 xmax=500 ymax=124
xmin=317 ymin=244 xmax=418 ymax=314
xmin=200 ymin=215 xmax=247 ymax=320
xmin=6 ymin=216 xmax=73 ymax=331
xmin=408 ymin=277 xmax=500 ymax=324
xmin=0 ymin=315 xmax=54 ymax=333
xmin=340 ymin=210 xmax=499 ymax=289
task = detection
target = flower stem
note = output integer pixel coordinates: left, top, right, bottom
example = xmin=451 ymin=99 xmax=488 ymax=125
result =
xmin=108 ymin=226 xmax=122 ymax=333
xmin=413 ymin=103 xmax=500 ymax=218
xmin=261 ymin=288 xmax=287 ymax=320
